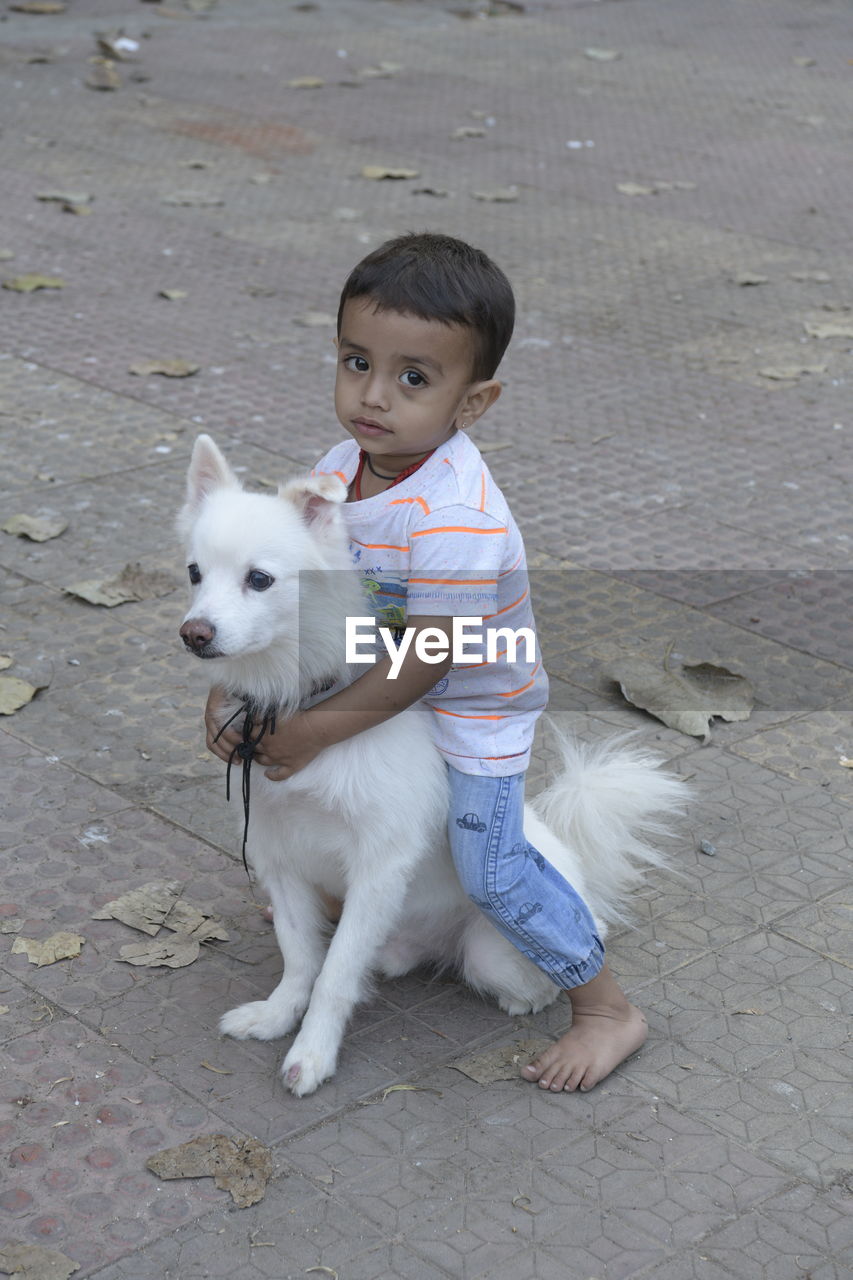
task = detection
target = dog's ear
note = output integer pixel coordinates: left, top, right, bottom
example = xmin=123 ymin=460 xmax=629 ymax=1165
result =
xmin=279 ymin=474 xmax=347 ymax=527
xmin=185 ymin=435 xmax=241 ymax=509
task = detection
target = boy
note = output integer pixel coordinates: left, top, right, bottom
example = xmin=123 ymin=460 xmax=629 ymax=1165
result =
xmin=205 ymin=232 xmax=647 ymax=1092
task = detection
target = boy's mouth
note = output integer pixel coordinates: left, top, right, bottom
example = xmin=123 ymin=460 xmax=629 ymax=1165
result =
xmin=353 ymin=417 xmax=391 ymax=436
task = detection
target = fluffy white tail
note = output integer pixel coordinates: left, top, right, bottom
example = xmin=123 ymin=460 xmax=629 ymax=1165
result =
xmin=531 ymin=725 xmax=688 ymax=925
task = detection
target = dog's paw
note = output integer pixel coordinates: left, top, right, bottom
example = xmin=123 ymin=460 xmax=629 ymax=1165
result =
xmin=220 ymin=1000 xmax=297 ymax=1041
xmin=280 ymin=1041 xmax=337 ymax=1096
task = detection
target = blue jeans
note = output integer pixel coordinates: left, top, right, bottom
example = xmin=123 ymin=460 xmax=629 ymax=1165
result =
xmin=447 ymin=766 xmax=604 ymax=990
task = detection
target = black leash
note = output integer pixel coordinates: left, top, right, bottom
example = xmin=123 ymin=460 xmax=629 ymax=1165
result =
xmin=213 ymin=701 xmax=277 ymax=874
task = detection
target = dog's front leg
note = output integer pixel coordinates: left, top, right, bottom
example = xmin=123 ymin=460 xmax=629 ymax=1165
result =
xmin=220 ymin=877 xmax=326 ymax=1042
xmin=281 ymin=863 xmax=411 ymax=1096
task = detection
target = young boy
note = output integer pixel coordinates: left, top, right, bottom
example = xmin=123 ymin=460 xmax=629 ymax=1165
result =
xmin=205 ymin=232 xmax=647 ymax=1092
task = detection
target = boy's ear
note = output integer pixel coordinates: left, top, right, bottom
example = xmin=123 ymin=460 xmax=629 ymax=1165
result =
xmin=461 ymin=379 xmax=502 ymax=427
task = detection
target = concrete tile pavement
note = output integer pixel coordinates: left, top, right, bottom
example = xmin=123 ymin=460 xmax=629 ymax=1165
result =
xmin=1 ymin=0 xmax=850 ymax=1275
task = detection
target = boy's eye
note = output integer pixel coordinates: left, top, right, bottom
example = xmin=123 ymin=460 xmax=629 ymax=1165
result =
xmin=344 ymin=354 xmax=369 ymax=373
xmin=247 ymin=570 xmax=274 ymax=592
xmin=401 ymin=369 xmax=426 ymax=388
xmin=188 ymin=563 xmax=201 ymax=584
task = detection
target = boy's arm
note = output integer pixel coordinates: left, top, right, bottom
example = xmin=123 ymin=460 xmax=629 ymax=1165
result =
xmin=205 ymin=617 xmax=453 ymax=782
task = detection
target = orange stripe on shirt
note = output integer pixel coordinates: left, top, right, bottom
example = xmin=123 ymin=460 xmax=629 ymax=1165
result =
xmin=390 ymin=496 xmax=430 ymax=515
xmin=411 ymin=525 xmax=507 ymax=538
xmin=430 ymin=706 xmax=505 ymax=721
xmin=482 ymin=589 xmax=529 ymax=620
xmin=496 ymin=665 xmax=541 ymax=698
xmin=499 ymin=550 xmax=524 ymax=576
xmin=350 ymin=538 xmax=409 ymax=552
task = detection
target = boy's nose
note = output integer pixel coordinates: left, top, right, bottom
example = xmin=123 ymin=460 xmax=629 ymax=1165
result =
xmin=362 ymin=374 xmax=390 ymax=409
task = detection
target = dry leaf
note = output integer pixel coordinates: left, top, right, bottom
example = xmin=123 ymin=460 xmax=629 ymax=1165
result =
xmin=512 ymin=1194 xmax=539 ymax=1215
xmin=0 ymin=655 xmax=12 ymax=670
xmin=200 ymin=1061 xmax=233 ymax=1074
xmin=733 ymin=272 xmax=769 ymax=286
xmin=293 ymin=311 xmax=336 ymax=328
xmin=607 ymin=655 xmax=754 ymax=742
xmin=36 ymin=190 xmax=94 ymax=206
xmin=85 ymin=59 xmax=121 ymax=91
xmin=0 ymin=677 xmax=47 ymax=715
xmin=361 ymin=165 xmax=420 ymax=180
xmin=12 ymin=933 xmax=84 ymax=967
xmin=790 ymin=270 xmax=831 ymax=283
xmin=471 ymin=185 xmax=519 ymax=202
xmin=584 ymin=47 xmax=621 ymax=60
xmin=412 ymin=186 xmax=449 ymax=197
xmin=732 ymin=1009 xmax=764 ymax=1016
xmin=450 ymin=1036 xmax=554 ymax=1084
xmin=803 ymin=320 xmax=853 ymax=340
xmin=305 ymin=1270 xmax=338 ymax=1279
xmin=3 ymin=275 xmax=65 ymax=293
xmin=617 ymin=182 xmax=656 ymax=196
xmin=2 ymin=514 xmax=68 ymax=542
xmin=128 ymin=358 xmax=200 ymax=377
xmin=838 ymin=756 xmax=853 ymax=768
xmin=358 ymin=61 xmax=402 ymax=78
xmin=451 ymin=126 xmax=486 ymax=139
xmin=288 ymin=76 xmax=324 ymax=88
xmin=93 ymin=880 xmax=228 ymax=941
xmin=9 ymin=0 xmax=66 ymax=9
xmin=158 ymin=288 xmax=188 ymax=300
xmin=146 ymin=1134 xmax=272 ymax=1207
xmin=65 ymin=562 xmax=177 ymax=607
xmin=160 ymin=191 xmax=225 ymax=207
xmin=0 ymin=1243 xmax=79 ymax=1280
xmin=117 ymin=936 xmax=201 ymax=968
xmin=758 ymin=363 xmax=826 ymax=381
xmin=379 ymin=1083 xmax=442 ymax=1101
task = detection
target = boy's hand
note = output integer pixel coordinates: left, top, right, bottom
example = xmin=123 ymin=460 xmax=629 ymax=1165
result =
xmin=252 ymin=710 xmax=328 ymax=782
xmin=205 ymin=685 xmax=243 ymax=764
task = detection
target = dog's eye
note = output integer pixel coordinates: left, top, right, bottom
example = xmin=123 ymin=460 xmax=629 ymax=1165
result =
xmin=247 ymin=570 xmax=274 ymax=592
xmin=188 ymin=563 xmax=202 ymax=584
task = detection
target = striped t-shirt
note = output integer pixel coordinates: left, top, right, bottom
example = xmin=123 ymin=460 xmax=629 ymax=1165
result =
xmin=313 ymin=430 xmax=549 ymax=777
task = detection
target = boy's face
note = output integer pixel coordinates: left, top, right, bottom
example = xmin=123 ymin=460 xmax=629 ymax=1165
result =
xmin=335 ymin=299 xmax=500 ymax=468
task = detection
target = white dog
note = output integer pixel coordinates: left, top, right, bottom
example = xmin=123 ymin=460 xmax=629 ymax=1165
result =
xmin=178 ymin=435 xmax=686 ymax=1096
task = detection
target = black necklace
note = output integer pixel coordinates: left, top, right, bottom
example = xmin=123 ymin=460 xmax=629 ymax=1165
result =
xmin=364 ymin=451 xmax=430 ymax=481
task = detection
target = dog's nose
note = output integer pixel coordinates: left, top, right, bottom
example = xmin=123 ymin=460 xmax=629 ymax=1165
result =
xmin=180 ymin=618 xmax=215 ymax=651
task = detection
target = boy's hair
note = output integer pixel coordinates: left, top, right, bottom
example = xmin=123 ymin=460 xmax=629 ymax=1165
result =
xmin=337 ymin=232 xmax=515 ymax=381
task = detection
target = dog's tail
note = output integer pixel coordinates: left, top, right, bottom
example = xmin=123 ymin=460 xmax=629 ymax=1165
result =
xmin=530 ymin=724 xmax=689 ymax=925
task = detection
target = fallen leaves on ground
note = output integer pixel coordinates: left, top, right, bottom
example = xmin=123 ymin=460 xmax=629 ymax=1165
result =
xmin=93 ymin=880 xmax=229 ymax=969
xmin=160 ymin=191 xmax=224 ymax=206
xmin=11 ymin=933 xmax=85 ymax=967
xmin=293 ymin=311 xmax=336 ymax=327
xmin=288 ymin=75 xmax=324 ymax=88
xmin=2 ymin=514 xmax=67 ymax=541
xmin=607 ymin=652 xmax=754 ymax=742
xmin=95 ymin=31 xmax=140 ymax=60
xmin=584 ymin=47 xmax=621 ymax=61
xmin=0 ymin=1244 xmax=79 ymax=1280
xmin=617 ymin=179 xmax=696 ymax=196
xmin=65 ymin=562 xmax=177 ymax=607
xmin=9 ymin=0 xmax=66 ymax=10
xmin=0 ymin=676 xmax=48 ymax=715
xmin=146 ymin=1134 xmax=272 ymax=1207
xmin=2 ymin=275 xmax=65 ymax=293
xmin=471 ymin=184 xmax=519 ymax=202
xmin=450 ymin=1036 xmax=554 ymax=1084
xmin=804 ymin=319 xmax=853 ymax=340
xmin=361 ymin=165 xmax=420 ymax=180
xmin=758 ymin=362 xmax=827 ymax=381
xmin=128 ymin=357 xmax=200 ymax=377
xmin=85 ymin=58 xmax=121 ymax=91
xmin=36 ymin=190 xmax=94 ymax=207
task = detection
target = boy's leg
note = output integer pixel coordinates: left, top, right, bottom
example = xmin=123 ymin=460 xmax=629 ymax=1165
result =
xmin=520 ymin=964 xmax=647 ymax=1092
xmin=448 ymin=766 xmax=646 ymax=1091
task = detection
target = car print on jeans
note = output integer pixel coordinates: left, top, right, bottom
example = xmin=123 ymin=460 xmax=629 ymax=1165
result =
xmin=519 ymin=843 xmax=546 ymax=872
xmin=456 ymin=812 xmax=487 ymax=832
xmin=517 ymin=902 xmax=543 ymax=925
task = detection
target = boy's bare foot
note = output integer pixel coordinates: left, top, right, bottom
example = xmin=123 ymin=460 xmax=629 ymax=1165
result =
xmin=521 ymin=963 xmax=647 ymax=1092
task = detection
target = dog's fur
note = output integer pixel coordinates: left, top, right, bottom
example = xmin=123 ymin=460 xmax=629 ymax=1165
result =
xmin=179 ymin=435 xmax=686 ymax=1095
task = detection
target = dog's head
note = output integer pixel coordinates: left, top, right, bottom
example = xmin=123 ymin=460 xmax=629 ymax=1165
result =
xmin=178 ymin=435 xmax=350 ymax=674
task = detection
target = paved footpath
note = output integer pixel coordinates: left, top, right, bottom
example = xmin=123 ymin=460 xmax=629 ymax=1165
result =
xmin=1 ymin=0 xmax=851 ymax=1276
